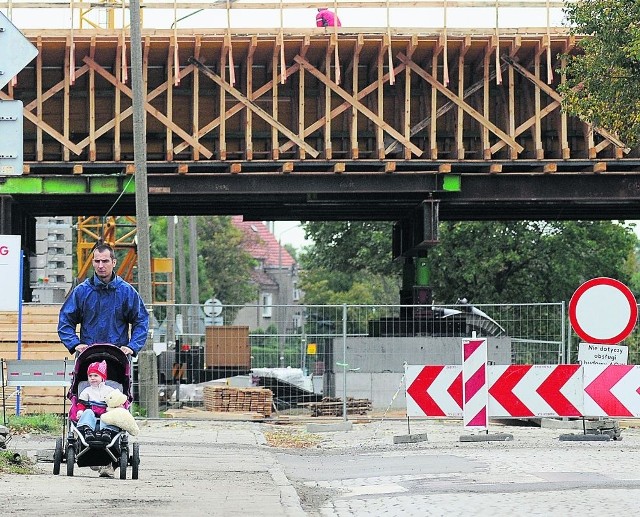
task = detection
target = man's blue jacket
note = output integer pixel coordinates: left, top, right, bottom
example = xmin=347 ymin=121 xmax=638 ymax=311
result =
xmin=58 ymin=274 xmax=149 ymax=355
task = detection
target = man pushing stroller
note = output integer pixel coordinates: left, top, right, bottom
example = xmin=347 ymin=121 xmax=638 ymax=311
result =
xmin=58 ymin=242 xmax=149 ymax=477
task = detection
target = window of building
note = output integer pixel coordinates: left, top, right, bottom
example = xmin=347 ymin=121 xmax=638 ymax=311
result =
xmin=292 ymin=281 xmax=300 ymax=301
xmin=261 ymin=292 xmax=273 ymax=318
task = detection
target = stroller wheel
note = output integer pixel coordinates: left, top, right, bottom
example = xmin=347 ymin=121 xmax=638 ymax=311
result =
xmin=66 ymin=445 xmax=75 ymax=476
xmin=119 ymin=448 xmax=128 ymax=480
xmin=131 ymin=442 xmax=140 ymax=480
xmin=53 ymin=438 xmax=63 ymax=475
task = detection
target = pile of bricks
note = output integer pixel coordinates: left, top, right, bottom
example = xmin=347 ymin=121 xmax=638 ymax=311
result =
xmin=203 ymin=386 xmax=273 ymax=417
xmin=304 ymin=397 xmax=372 ymax=417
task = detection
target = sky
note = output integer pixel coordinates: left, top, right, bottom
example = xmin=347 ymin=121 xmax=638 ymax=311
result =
xmin=3 ymin=3 xmax=567 ymax=30
xmin=270 ymin=221 xmax=311 ymax=249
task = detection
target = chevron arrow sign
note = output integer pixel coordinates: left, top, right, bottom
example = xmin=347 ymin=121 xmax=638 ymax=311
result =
xmin=488 ymin=364 xmax=583 ymax=418
xmin=584 ymin=365 xmax=640 ymax=417
xmin=405 ymin=365 xmax=462 ymax=418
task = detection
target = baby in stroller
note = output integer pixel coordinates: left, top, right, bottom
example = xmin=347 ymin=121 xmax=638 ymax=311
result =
xmin=76 ymin=360 xmax=122 ymax=444
xmin=54 ymin=344 xmax=139 ymax=479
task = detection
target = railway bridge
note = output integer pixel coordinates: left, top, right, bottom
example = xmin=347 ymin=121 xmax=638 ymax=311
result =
xmin=1 ymin=2 xmax=640 ymax=267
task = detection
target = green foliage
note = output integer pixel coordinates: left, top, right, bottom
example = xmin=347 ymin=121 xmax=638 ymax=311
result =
xmin=560 ymin=0 xmax=640 ymax=145
xmin=301 ymin=221 xmax=398 ymax=276
xmin=300 ymin=221 xmax=400 ymax=305
xmin=427 ymin=221 xmax=638 ymax=303
xmin=148 ymin=216 xmax=256 ymax=307
xmin=197 ymin=217 xmax=256 ymax=307
xmin=0 ymin=450 xmax=38 ymax=475
xmin=300 ymin=268 xmax=400 ymax=306
xmin=250 ymin=325 xmax=303 ymax=368
xmin=7 ymin=413 xmax=62 ymax=435
xmin=301 ymin=220 xmax=638 ymax=305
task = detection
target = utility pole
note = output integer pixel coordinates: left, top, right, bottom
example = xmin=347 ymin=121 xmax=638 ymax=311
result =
xmin=188 ymin=217 xmax=200 ymax=338
xmin=166 ymin=216 xmax=176 ymax=349
xmin=130 ymin=0 xmax=158 ymax=418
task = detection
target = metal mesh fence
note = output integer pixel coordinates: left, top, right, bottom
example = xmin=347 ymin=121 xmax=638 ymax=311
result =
xmin=140 ymin=302 xmax=566 ymax=416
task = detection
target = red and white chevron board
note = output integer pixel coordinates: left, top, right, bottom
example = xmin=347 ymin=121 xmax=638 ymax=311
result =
xmin=488 ymin=365 xmax=583 ymax=418
xmin=462 ymin=338 xmax=488 ymax=429
xmin=583 ymin=364 xmax=640 ymax=417
xmin=405 ymin=364 xmax=462 ymax=418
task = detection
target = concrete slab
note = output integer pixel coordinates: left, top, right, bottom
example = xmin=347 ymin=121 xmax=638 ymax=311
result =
xmin=393 ymin=433 xmax=429 ymax=444
xmin=559 ymin=433 xmax=611 ymax=442
xmin=307 ymin=421 xmax=353 ymax=433
xmin=459 ymin=433 xmax=514 ymax=442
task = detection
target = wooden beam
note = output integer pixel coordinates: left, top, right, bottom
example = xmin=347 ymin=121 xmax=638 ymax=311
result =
xmin=281 ymin=61 xmax=406 ymax=154
xmin=386 ymin=62 xmax=507 ymax=154
xmin=333 ymin=162 xmax=346 ymax=174
xmin=175 ymin=62 xmax=301 ymax=155
xmin=36 ymin=37 xmax=43 ymax=161
xmin=294 ymin=55 xmax=422 ymax=156
xmin=246 ymin=36 xmax=256 ymax=160
xmin=280 ymin=162 xmax=294 ymax=174
xmin=83 ymin=56 xmax=213 ymax=158
xmin=272 ymin=42 xmax=280 ymax=160
xmin=593 ymin=162 xmax=607 ymax=174
xmin=229 ymin=163 xmax=242 ymax=174
xmin=503 ymin=56 xmax=629 ymax=153
xmin=397 ymin=53 xmax=524 ymax=154
xmin=189 ymin=57 xmax=319 ymax=158
xmin=384 ymin=161 xmax=396 ymax=174
xmin=351 ymin=35 xmax=362 ymax=159
xmin=0 ymin=91 xmax=83 ymax=155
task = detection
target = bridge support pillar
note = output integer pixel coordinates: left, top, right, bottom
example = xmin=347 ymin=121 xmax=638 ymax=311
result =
xmin=394 ymin=200 xmax=440 ymax=318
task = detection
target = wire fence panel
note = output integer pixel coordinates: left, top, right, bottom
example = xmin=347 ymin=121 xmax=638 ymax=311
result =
xmin=139 ymin=302 xmax=566 ymax=416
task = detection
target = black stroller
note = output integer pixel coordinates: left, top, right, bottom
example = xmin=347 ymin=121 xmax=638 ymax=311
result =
xmin=53 ymin=344 xmax=140 ymax=479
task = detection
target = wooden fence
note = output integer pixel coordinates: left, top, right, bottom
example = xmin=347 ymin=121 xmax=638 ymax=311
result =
xmin=1 ymin=304 xmax=71 ymax=414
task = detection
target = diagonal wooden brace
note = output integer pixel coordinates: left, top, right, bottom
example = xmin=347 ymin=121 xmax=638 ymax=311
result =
xmin=294 ymin=55 xmax=423 ymax=157
xmin=189 ymin=56 xmax=319 ymax=158
xmin=83 ymin=56 xmax=213 ymax=159
xmin=397 ymin=52 xmax=524 ymax=155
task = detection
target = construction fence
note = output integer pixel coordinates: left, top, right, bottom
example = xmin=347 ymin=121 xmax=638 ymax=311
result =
xmin=3 ymin=301 xmax=640 ymax=417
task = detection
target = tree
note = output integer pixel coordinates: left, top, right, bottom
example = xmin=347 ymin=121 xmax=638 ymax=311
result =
xmin=147 ymin=216 xmax=256 ymax=306
xmin=197 ymin=217 xmax=256 ymax=306
xmin=300 ymin=220 xmax=638 ymax=304
xmin=301 ymin=221 xmax=398 ymax=276
xmin=560 ymin=0 xmax=640 ymax=146
xmin=299 ymin=221 xmax=401 ymax=305
xmin=428 ymin=221 xmax=638 ymax=303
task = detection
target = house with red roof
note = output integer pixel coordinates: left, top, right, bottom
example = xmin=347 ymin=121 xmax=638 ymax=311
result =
xmin=230 ymin=216 xmax=302 ymax=334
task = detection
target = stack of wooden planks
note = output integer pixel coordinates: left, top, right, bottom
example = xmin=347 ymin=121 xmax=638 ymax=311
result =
xmin=203 ymin=386 xmax=273 ymax=417
xmin=303 ymin=397 xmax=372 ymax=417
xmin=1 ymin=304 xmax=71 ymax=414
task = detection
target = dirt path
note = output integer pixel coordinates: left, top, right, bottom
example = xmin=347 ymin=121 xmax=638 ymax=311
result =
xmin=1 ymin=420 xmax=304 ymax=516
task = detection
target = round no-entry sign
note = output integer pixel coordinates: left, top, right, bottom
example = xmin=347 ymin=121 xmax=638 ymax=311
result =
xmin=569 ymin=277 xmax=638 ymax=344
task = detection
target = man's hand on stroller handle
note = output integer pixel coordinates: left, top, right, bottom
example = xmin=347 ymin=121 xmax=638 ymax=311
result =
xmin=75 ymin=343 xmax=134 ymax=355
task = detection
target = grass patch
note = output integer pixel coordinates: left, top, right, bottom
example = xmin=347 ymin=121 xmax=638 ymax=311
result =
xmin=130 ymin=403 xmax=148 ymax=418
xmin=6 ymin=414 xmax=63 ymax=435
xmin=0 ymin=450 xmax=38 ymax=475
xmin=264 ymin=429 xmax=323 ymax=449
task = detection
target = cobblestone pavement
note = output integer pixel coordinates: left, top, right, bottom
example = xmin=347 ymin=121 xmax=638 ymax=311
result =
xmin=273 ymin=418 xmax=640 ymax=516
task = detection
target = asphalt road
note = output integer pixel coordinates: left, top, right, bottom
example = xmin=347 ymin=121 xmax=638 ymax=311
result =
xmin=3 ymin=417 xmax=640 ymax=516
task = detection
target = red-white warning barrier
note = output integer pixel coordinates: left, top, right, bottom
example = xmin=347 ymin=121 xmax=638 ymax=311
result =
xmin=406 ymin=363 xmax=640 ymax=419
xmin=462 ymin=338 xmax=488 ymax=429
